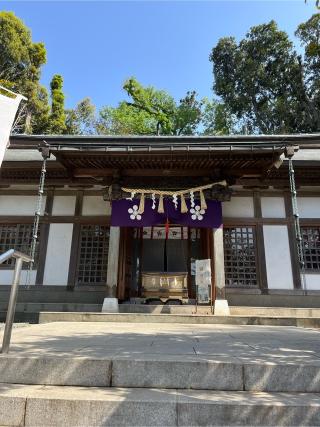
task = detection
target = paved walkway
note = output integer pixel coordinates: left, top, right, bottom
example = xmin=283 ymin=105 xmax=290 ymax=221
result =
xmin=1 ymin=322 xmax=320 ymax=363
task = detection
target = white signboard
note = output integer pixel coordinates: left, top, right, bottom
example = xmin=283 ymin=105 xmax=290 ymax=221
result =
xmin=195 ymin=259 xmax=211 ymax=303
xmin=0 ymin=90 xmax=24 ymax=168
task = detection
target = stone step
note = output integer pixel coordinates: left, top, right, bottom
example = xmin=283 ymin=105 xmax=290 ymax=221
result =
xmin=2 ymin=302 xmax=320 ymax=317
xmin=1 ymin=355 xmax=320 ymax=393
xmin=38 ymin=311 xmax=320 ymax=328
xmin=121 ymin=304 xmax=320 ymax=317
xmin=0 ymin=302 xmax=102 ymax=312
xmin=230 ymin=306 xmax=320 ymax=317
xmin=1 ymin=383 xmax=320 ymax=426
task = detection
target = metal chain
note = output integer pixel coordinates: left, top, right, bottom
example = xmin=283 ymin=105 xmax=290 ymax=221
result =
xmin=24 ymin=156 xmax=47 ymax=288
xmin=288 ymin=158 xmax=307 ymax=295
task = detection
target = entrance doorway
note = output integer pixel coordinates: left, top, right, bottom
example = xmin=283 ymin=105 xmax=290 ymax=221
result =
xmin=117 ymin=227 xmax=214 ymax=303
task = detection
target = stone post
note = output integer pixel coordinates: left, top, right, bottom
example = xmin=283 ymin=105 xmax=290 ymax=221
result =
xmin=213 ymin=227 xmax=230 ymax=316
xmin=102 ymin=226 xmax=120 ymax=312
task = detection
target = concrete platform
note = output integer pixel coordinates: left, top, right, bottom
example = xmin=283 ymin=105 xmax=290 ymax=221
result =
xmin=2 ymin=321 xmax=320 ymax=359
xmin=0 ymin=383 xmax=320 ymax=426
xmin=38 ymin=311 xmax=320 ymax=328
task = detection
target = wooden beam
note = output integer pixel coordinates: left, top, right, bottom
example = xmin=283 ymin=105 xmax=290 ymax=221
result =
xmin=67 ymin=191 xmax=83 ymax=289
xmin=253 ymin=192 xmax=268 ymax=293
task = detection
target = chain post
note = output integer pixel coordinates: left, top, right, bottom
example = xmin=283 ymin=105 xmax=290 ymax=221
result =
xmin=25 ymin=142 xmax=50 ymax=288
xmin=286 ymin=148 xmax=307 ymax=295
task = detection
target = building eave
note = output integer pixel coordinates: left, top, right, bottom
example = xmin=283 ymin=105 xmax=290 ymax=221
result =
xmin=8 ymin=132 xmax=320 ymax=149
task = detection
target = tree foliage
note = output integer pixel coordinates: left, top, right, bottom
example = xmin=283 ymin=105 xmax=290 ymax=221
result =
xmin=120 ymin=78 xmax=203 ymax=135
xmin=65 ymin=98 xmax=96 ymax=135
xmin=0 ymin=11 xmax=50 ymax=134
xmin=49 ymin=75 xmax=66 ymax=134
xmin=202 ymin=99 xmax=236 ymax=135
xmin=210 ymin=16 xmax=320 ymax=134
xmin=96 ymin=101 xmax=157 ymax=135
xmin=96 ymin=78 xmax=204 ymax=135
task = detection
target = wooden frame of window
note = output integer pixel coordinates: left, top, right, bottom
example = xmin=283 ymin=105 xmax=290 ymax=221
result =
xmin=223 ymin=225 xmax=259 ymax=288
xmin=301 ymin=226 xmax=320 ymax=273
xmin=0 ymin=223 xmax=40 ymax=270
xmin=74 ymin=224 xmax=110 ymax=286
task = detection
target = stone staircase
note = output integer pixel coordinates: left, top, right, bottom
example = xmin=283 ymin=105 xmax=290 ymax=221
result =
xmin=1 ymin=354 xmax=320 ymax=426
xmin=1 ymin=317 xmax=320 ymax=426
xmin=38 ymin=310 xmax=320 ymax=328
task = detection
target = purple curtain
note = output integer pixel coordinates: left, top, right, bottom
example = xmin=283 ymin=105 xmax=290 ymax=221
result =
xmin=111 ymin=198 xmax=222 ymax=228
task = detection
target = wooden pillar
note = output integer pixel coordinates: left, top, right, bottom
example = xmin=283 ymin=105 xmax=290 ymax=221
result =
xmin=106 ymin=226 xmax=120 ymax=298
xmin=213 ymin=227 xmax=225 ymax=299
xmin=213 ymin=227 xmax=230 ymax=315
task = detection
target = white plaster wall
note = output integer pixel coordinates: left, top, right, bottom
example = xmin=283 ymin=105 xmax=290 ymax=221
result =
xmin=52 ymin=195 xmax=76 ymax=216
xmin=82 ymin=196 xmax=111 ymax=216
xmin=305 ymin=274 xmax=320 ymax=290
xmin=222 ymin=197 xmax=254 ymax=218
xmin=306 ymin=274 xmax=320 ymax=291
xmin=263 ymin=225 xmax=294 ymax=289
xmin=261 ymin=197 xmax=286 ymax=218
xmin=0 ymin=270 xmax=36 ymax=286
xmin=297 ymin=197 xmax=320 ymax=218
xmin=43 ymin=224 xmax=73 ymax=286
xmin=0 ymin=196 xmax=46 ymax=215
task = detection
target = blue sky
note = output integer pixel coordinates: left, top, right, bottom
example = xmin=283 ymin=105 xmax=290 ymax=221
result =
xmin=1 ymin=1 xmax=318 ymax=110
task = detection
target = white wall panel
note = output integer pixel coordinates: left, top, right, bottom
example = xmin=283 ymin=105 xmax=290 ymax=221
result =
xmin=305 ymin=274 xmax=320 ymax=290
xmin=43 ymin=224 xmax=73 ymax=286
xmin=82 ymin=196 xmax=111 ymax=216
xmin=263 ymin=225 xmax=294 ymax=290
xmin=0 ymin=270 xmax=36 ymax=286
xmin=261 ymin=197 xmax=286 ymax=218
xmin=222 ymin=197 xmax=254 ymax=218
xmin=297 ymin=197 xmax=320 ymax=218
xmin=0 ymin=196 xmax=46 ymax=216
xmin=52 ymin=195 xmax=76 ymax=216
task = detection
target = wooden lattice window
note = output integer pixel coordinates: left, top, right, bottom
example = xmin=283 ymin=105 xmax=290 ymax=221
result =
xmin=76 ymin=225 xmax=110 ymax=285
xmin=301 ymin=227 xmax=320 ymax=271
xmin=223 ymin=226 xmax=258 ymax=287
xmin=0 ymin=224 xmax=39 ymax=269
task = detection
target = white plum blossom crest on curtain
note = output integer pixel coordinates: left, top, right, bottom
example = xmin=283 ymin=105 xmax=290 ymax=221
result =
xmin=128 ymin=205 xmax=142 ymax=221
xmin=190 ymin=205 xmax=205 ymax=221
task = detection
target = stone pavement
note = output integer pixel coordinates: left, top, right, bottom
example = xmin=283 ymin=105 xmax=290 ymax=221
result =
xmin=1 ymin=321 xmax=320 ymax=362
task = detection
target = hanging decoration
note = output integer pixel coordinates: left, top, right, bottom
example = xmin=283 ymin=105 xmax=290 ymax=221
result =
xmin=190 ymin=191 xmax=195 ymax=208
xmin=151 ymin=193 xmax=156 ymax=210
xmin=111 ymin=180 xmax=226 ymax=229
xmin=180 ymin=194 xmax=188 ymax=214
xmin=111 ymin=198 xmax=223 ymax=228
xmin=121 ymin=180 xmax=226 ymax=215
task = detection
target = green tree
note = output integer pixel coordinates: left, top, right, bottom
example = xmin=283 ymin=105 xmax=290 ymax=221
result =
xmin=49 ymin=75 xmax=66 ymax=134
xmin=98 ymin=77 xmax=202 ymax=136
xmin=123 ymin=77 xmax=176 ymax=135
xmin=295 ymin=14 xmax=320 ymax=130
xmin=0 ymin=11 xmax=49 ymax=134
xmin=65 ymin=98 xmax=96 ymax=135
xmin=201 ymin=99 xmax=236 ymax=135
xmin=174 ymin=91 xmax=203 ymax=135
xmin=96 ymin=101 xmax=157 ymax=135
xmin=210 ymin=21 xmax=306 ymax=134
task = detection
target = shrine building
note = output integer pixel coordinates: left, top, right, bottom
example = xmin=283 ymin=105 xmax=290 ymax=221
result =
xmin=1 ymin=133 xmax=320 ymax=315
